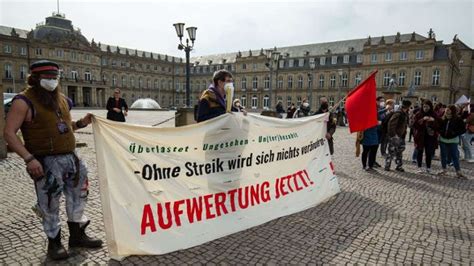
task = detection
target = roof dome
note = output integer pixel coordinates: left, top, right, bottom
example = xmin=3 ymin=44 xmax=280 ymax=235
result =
xmin=31 ymin=13 xmax=88 ymax=43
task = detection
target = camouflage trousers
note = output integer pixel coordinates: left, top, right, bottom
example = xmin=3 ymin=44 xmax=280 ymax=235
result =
xmin=385 ymin=136 xmax=406 ymax=169
xmin=33 ymin=152 xmax=89 ymax=238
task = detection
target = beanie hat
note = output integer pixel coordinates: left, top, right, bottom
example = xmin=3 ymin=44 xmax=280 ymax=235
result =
xmin=30 ymin=60 xmax=59 ymax=76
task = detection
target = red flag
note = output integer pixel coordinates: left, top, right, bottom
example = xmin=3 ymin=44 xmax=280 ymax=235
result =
xmin=345 ymin=71 xmax=378 ymax=133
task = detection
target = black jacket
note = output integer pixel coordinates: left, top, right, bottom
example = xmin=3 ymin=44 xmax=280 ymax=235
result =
xmin=439 ymin=117 xmax=465 ymax=139
xmin=106 ymin=97 xmax=128 ymax=122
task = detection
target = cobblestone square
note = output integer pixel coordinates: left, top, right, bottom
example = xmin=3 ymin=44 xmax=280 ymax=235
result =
xmin=1 ymin=110 xmax=473 ymax=264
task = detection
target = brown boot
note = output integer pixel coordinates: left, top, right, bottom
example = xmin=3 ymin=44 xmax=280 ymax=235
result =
xmin=68 ymin=221 xmax=103 ymax=248
xmin=47 ymin=229 xmax=69 ymax=260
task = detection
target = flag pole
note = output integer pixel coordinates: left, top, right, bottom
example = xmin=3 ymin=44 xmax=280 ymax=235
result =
xmin=329 ymin=70 xmax=378 ymax=112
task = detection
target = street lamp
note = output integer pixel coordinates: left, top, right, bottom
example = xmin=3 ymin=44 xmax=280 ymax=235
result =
xmin=337 ymin=68 xmax=343 ymax=108
xmin=307 ymin=60 xmax=316 ymax=109
xmin=265 ymin=50 xmax=281 ymax=110
xmin=173 ymin=22 xmax=197 ymax=107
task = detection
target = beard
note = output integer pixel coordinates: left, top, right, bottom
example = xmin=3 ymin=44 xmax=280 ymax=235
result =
xmin=31 ymin=84 xmax=61 ymax=111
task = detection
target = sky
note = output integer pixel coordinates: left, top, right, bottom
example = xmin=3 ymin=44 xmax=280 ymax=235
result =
xmin=0 ymin=0 xmax=473 ymax=58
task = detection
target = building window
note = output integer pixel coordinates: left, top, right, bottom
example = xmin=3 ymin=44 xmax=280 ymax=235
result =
xmin=4 ymin=45 xmax=12 ymax=53
xmin=320 ymin=57 xmax=326 ymax=66
xmin=400 ymin=51 xmax=407 ymax=61
xmin=383 ymin=72 xmax=391 ymax=87
xmin=154 ymin=79 xmax=158 ymax=89
xmin=329 ymin=96 xmax=334 ymax=107
xmin=279 ymin=60 xmax=285 ymax=68
xmin=253 ymin=63 xmax=257 ymax=70
xmin=342 ymin=73 xmax=348 ymax=87
xmin=355 ymin=72 xmax=362 ymax=86
xmin=414 ymin=70 xmax=422 ymax=86
xmin=371 ymin=53 xmax=377 ymax=63
xmin=20 ymin=65 xmax=27 ymax=79
xmin=297 ymin=96 xmax=302 ymax=106
xmin=241 ymin=95 xmax=247 ymax=108
xmin=56 ymin=49 xmax=63 ymax=58
xmin=432 ymin=69 xmax=440 ymax=86
xmin=330 ymin=74 xmax=336 ymax=88
xmin=277 ymin=76 xmax=283 ymax=89
xmin=263 ymin=95 xmax=270 ymax=109
xmin=264 ymin=76 xmax=270 ymax=89
xmin=343 ymin=55 xmax=349 ymax=64
xmin=241 ymin=77 xmax=247 ymax=90
xmin=356 ymin=54 xmax=362 ymax=63
xmin=71 ymin=70 xmax=78 ymax=81
xmin=289 ymin=59 xmax=294 ymax=68
xmin=139 ymin=78 xmax=143 ymax=88
xmin=298 ymin=58 xmax=305 ymax=67
xmin=288 ymin=75 xmax=293 ymax=89
xmin=112 ymin=75 xmax=116 ymax=86
xmin=308 ymin=74 xmax=313 ymax=87
xmin=84 ymin=71 xmax=91 ymax=81
xmin=175 ymin=81 xmax=180 ymax=91
xmin=385 ymin=52 xmax=392 ymax=62
xmin=398 ymin=71 xmax=406 ymax=86
xmin=20 ymin=47 xmax=27 ymax=55
xmin=416 ymin=50 xmax=424 ymax=60
xmin=131 ymin=77 xmax=135 ymax=87
xmin=287 ymin=96 xmax=292 ymax=107
xmin=121 ymin=76 xmax=127 ymax=87
xmin=298 ymin=75 xmax=303 ymax=89
xmin=251 ymin=95 xmax=258 ymax=109
xmin=319 ymin=74 xmax=325 ymax=88
xmin=5 ymin=63 xmax=12 ymax=78
xmin=35 ymin=48 xmax=42 ymax=56
xmin=331 ymin=56 xmax=337 ymax=65
xmin=242 ymin=63 xmax=247 ymax=70
xmin=147 ymin=79 xmax=151 ymax=89
xmin=252 ymin=76 xmax=258 ymax=90
xmin=6 ymin=87 xmax=14 ymax=93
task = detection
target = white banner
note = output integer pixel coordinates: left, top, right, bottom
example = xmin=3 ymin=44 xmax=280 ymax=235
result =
xmin=92 ymin=113 xmax=340 ymax=260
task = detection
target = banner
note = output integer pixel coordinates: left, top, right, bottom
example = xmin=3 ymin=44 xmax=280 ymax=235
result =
xmin=92 ymin=113 xmax=340 ymax=260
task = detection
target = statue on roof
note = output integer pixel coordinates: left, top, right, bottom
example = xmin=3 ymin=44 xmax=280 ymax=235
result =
xmin=379 ymin=36 xmax=385 ymax=45
xmin=10 ymin=28 xmax=19 ymax=37
xmin=410 ymin=32 xmax=416 ymax=42
xmin=365 ymin=36 xmax=372 ymax=46
xmin=428 ymin=28 xmax=435 ymax=39
xmin=260 ymin=48 xmax=264 ymax=55
xmin=116 ymin=46 xmax=120 ymax=53
xmin=237 ymin=51 xmax=242 ymax=58
xmin=248 ymin=50 xmax=252 ymax=56
xmin=126 ymin=49 xmax=129 ymax=55
xmin=395 ymin=32 xmax=401 ymax=43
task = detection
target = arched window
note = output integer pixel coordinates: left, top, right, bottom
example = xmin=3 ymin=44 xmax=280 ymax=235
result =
xmin=319 ymin=74 xmax=325 ymax=88
xmin=263 ymin=95 xmax=270 ymax=109
xmin=398 ymin=71 xmax=406 ymax=86
xmin=355 ymin=72 xmax=362 ymax=86
xmin=288 ymin=75 xmax=293 ymax=89
xmin=342 ymin=73 xmax=348 ymax=87
xmin=251 ymin=95 xmax=258 ymax=109
xmin=277 ymin=76 xmax=283 ymax=89
xmin=330 ymin=74 xmax=336 ymax=88
xmin=241 ymin=95 xmax=247 ymax=108
xmin=297 ymin=96 xmax=302 ymax=106
xmin=287 ymin=96 xmax=292 ymax=107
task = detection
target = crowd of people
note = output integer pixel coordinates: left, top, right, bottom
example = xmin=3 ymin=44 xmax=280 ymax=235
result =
xmin=356 ymin=96 xmax=473 ymax=179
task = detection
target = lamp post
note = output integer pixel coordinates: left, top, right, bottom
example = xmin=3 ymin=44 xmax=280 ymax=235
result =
xmin=265 ymin=50 xmax=281 ymax=110
xmin=307 ymin=60 xmax=316 ymax=109
xmin=173 ymin=22 xmax=197 ymax=107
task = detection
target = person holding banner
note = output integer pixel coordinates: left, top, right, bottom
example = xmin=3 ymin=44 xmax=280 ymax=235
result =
xmin=197 ymin=70 xmax=233 ymax=122
xmin=314 ymin=102 xmax=336 ymax=155
xmin=3 ymin=60 xmax=103 ymax=260
xmin=231 ymin=98 xmax=247 ymax=115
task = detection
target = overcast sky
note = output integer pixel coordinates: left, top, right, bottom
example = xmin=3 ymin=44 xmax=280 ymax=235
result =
xmin=1 ymin=0 xmax=472 ymax=58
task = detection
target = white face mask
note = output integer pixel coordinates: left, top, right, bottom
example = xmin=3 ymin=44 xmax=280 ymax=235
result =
xmin=303 ymin=102 xmax=309 ymax=107
xmin=380 ymin=102 xmax=386 ymax=108
xmin=40 ymin=79 xmax=58 ymax=92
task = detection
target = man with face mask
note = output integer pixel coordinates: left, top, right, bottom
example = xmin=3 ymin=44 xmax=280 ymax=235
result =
xmin=4 ymin=60 xmax=102 ymax=260
xmin=295 ymin=98 xmax=311 ymax=117
xmin=197 ymin=70 xmax=233 ymax=122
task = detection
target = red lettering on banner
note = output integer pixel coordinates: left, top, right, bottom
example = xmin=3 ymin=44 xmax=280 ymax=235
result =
xmin=157 ymin=202 xmax=173 ymax=230
xmin=214 ymin=192 xmax=228 ymax=216
xmin=173 ymin=199 xmax=185 ymax=226
xmin=186 ymin=197 xmax=203 ymax=223
xmin=141 ymin=204 xmax=156 ymax=235
xmin=139 ymin=168 xmax=317 ymax=235
xmin=204 ymin=194 xmax=216 ymax=219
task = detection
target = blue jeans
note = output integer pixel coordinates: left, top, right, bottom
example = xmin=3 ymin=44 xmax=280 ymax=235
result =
xmin=440 ymin=142 xmax=460 ymax=171
xmin=461 ymin=132 xmax=473 ymax=160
